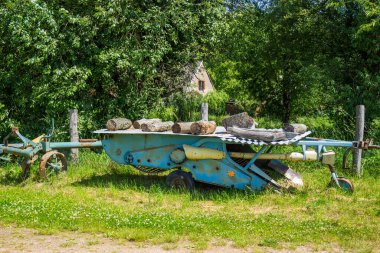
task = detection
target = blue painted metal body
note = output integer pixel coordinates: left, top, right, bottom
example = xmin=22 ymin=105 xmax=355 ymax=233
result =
xmin=0 ymin=124 xmax=359 ymax=190
xmin=97 ymin=130 xmax=361 ymax=191
xmin=101 ymin=133 xmax=285 ymax=190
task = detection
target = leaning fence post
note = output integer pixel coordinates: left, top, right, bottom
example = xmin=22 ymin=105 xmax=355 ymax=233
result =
xmin=201 ymin=103 xmax=208 ymax=121
xmin=69 ymin=109 xmax=79 ymax=163
xmin=353 ymin=105 xmax=365 ymax=176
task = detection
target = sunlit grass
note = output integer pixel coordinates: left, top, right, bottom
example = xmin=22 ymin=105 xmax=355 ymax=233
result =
xmin=0 ymin=149 xmax=379 ymax=251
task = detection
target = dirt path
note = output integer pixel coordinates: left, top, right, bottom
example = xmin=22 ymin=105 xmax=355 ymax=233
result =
xmin=0 ymin=225 xmax=340 ymax=253
xmin=0 ymin=225 xmax=245 ymax=253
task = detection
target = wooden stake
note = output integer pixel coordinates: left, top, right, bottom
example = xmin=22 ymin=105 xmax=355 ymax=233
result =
xmin=353 ymin=105 xmax=365 ymax=176
xmin=69 ymin=109 xmax=79 ymax=163
xmin=201 ymin=103 xmax=208 ymax=121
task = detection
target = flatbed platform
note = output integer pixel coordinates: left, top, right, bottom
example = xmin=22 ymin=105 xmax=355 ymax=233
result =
xmin=94 ymin=127 xmax=313 ymax=146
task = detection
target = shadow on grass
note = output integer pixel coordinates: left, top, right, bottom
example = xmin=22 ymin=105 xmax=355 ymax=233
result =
xmin=72 ymin=171 xmax=167 ymax=190
xmin=0 ymin=162 xmax=29 ymax=185
xmin=71 ymin=170 xmax=264 ymax=201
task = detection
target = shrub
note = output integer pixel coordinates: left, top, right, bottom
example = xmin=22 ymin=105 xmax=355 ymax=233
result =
xmin=369 ymin=118 xmax=380 ymax=141
xmin=171 ymin=92 xmax=203 ymax=122
xmin=147 ymin=106 xmax=176 ymax=122
xmin=202 ymin=91 xmax=229 ymax=116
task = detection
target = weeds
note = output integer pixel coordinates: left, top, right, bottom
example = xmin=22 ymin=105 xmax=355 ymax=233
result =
xmin=0 ymin=150 xmax=379 ymax=251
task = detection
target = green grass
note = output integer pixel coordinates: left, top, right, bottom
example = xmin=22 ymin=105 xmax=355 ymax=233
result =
xmin=0 ymin=149 xmax=379 ymax=252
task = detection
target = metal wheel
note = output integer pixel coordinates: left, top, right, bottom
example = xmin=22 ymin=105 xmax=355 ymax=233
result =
xmin=329 ymin=177 xmax=354 ymax=193
xmin=166 ymin=170 xmax=195 ymax=191
xmin=39 ymin=151 xmax=67 ymax=179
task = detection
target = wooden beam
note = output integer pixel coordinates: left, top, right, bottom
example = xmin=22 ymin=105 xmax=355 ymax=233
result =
xmin=353 ymin=105 xmax=365 ymax=176
xmin=69 ymin=109 xmax=79 ymax=163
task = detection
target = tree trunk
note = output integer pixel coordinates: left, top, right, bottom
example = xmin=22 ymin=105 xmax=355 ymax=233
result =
xmin=133 ymin=118 xmax=162 ymax=129
xmin=141 ymin=121 xmax=173 ymax=132
xmin=190 ymin=121 xmax=216 ymax=135
xmin=106 ymin=118 xmax=132 ymax=131
xmin=282 ymin=89 xmax=292 ymax=124
xmin=172 ymin=122 xmax=194 ymax=134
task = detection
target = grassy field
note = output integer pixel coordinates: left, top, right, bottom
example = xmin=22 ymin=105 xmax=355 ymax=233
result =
xmin=0 ymin=148 xmax=379 ymax=252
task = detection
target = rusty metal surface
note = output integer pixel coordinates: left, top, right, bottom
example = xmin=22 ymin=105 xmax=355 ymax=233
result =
xmin=79 ymin=139 xmax=99 ymax=142
xmin=39 ymin=151 xmax=67 ymax=179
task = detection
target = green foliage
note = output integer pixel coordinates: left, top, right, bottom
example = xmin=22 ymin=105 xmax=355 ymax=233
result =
xmin=0 ymin=0 xmax=379 ymax=141
xmin=0 ymin=150 xmax=379 ymax=251
xmin=207 ymin=0 xmax=380 ymax=138
xmin=369 ymin=118 xmax=380 ymax=141
xmin=171 ymin=92 xmax=203 ymax=122
xmin=296 ymin=116 xmax=338 ymax=139
xmin=202 ymin=91 xmax=229 ymax=116
xmin=0 ymin=0 xmax=225 ymax=138
xmin=147 ymin=103 xmax=176 ymax=122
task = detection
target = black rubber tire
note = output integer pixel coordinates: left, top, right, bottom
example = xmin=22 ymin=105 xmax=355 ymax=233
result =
xmin=329 ymin=177 xmax=354 ymax=193
xmin=166 ymin=170 xmax=195 ymax=191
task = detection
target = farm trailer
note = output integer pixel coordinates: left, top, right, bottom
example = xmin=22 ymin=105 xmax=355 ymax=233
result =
xmin=1 ymin=126 xmax=378 ymax=192
xmin=93 ymin=127 xmax=379 ymax=192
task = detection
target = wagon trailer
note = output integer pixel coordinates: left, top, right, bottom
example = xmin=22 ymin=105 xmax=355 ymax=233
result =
xmin=1 ymin=123 xmax=378 ymax=192
xmin=93 ymin=127 xmax=378 ymax=193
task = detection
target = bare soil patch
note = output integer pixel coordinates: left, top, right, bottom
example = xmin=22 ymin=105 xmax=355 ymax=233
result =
xmin=0 ymin=225 xmax=343 ymax=253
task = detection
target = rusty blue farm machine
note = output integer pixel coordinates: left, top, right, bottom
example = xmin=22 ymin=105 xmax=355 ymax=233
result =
xmin=0 ymin=116 xmax=378 ymax=192
xmin=0 ymin=125 xmax=101 ymax=178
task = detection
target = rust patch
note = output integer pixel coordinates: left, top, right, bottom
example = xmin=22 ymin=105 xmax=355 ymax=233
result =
xmin=79 ymin=139 xmax=98 ymax=143
xmin=79 ymin=142 xmax=98 ymax=148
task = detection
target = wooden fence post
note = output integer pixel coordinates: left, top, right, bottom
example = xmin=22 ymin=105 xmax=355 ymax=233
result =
xmin=201 ymin=103 xmax=208 ymax=121
xmin=69 ymin=109 xmax=79 ymax=163
xmin=353 ymin=105 xmax=365 ymax=176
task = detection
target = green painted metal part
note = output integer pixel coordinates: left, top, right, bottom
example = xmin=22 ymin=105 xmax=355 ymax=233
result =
xmin=0 ymin=125 xmax=102 ymax=177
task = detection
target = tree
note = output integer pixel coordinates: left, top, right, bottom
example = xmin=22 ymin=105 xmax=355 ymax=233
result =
xmin=0 ymin=0 xmax=225 ymax=137
xmin=208 ymin=0 xmax=379 ymax=131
